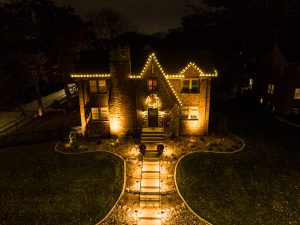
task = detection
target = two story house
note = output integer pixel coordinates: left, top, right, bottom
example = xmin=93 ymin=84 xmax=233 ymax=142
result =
xmin=71 ymin=47 xmax=217 ymax=137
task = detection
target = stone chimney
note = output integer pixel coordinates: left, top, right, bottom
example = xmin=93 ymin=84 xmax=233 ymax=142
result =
xmin=109 ymin=46 xmax=136 ymax=136
xmin=110 ymin=46 xmax=131 ymax=75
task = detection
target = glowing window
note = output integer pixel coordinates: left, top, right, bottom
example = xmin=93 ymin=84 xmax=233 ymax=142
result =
xmin=89 ymin=80 xmax=107 ymax=93
xmin=100 ymin=107 xmax=108 ymax=120
xmin=91 ymin=107 xmax=108 ymax=120
xmin=294 ymin=88 xmax=300 ymax=99
xmin=98 ymin=80 xmax=107 ymax=93
xmin=89 ymin=80 xmax=97 ymax=93
xmin=180 ymin=107 xmax=189 ymax=119
xmin=181 ymin=79 xmax=200 ymax=93
xmin=147 ymin=79 xmax=158 ymax=91
xmin=91 ymin=108 xmax=100 ymax=120
xmin=268 ymin=84 xmax=275 ymax=95
xmin=249 ymin=78 xmax=253 ymax=89
xmin=190 ymin=107 xmax=198 ymax=119
xmin=180 ymin=106 xmax=198 ymax=120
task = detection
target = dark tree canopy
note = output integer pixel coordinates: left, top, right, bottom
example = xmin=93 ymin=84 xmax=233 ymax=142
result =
xmin=86 ymin=8 xmax=138 ymax=40
xmin=0 ymin=0 xmax=90 ymax=111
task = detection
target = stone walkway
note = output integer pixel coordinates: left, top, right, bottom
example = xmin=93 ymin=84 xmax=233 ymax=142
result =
xmin=56 ymin=131 xmax=244 ymax=225
xmin=139 ymin=128 xmax=164 ymax=224
xmin=138 ymin=145 xmax=162 ymax=225
xmin=99 ymin=134 xmax=215 ymax=225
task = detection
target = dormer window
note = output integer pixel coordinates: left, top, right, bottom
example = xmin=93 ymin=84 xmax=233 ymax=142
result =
xmin=181 ymin=79 xmax=200 ymax=93
xmin=147 ymin=78 xmax=158 ymax=91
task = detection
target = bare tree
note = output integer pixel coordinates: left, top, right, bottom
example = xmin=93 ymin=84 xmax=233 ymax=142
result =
xmin=21 ymin=50 xmax=47 ymax=116
xmin=44 ymin=6 xmax=89 ymax=109
xmin=86 ymin=8 xmax=137 ymax=40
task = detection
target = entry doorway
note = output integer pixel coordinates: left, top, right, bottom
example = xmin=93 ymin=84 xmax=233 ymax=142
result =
xmin=148 ymin=108 xmax=158 ymax=127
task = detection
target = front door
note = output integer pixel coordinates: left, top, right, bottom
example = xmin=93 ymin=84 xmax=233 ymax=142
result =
xmin=148 ymin=108 xmax=158 ymax=127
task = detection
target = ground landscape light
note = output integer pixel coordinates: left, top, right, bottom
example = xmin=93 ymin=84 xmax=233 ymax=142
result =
xmin=110 ymin=117 xmax=121 ymax=133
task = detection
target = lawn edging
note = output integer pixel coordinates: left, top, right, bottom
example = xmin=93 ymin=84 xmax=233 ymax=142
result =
xmin=174 ymin=152 xmax=213 ymax=225
xmin=174 ymin=131 xmax=245 ymax=225
xmin=54 ymin=141 xmax=127 ymax=225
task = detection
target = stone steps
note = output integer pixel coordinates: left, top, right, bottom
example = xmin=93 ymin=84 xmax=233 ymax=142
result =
xmin=140 ymin=201 xmax=160 ymax=208
xmin=142 ymin=164 xmax=159 ymax=172
xmin=141 ymin=178 xmax=160 ymax=187
xmin=138 ymin=218 xmax=161 ymax=225
xmin=144 ymin=152 xmax=159 ymax=158
xmin=143 ymin=157 xmax=160 ymax=161
xmin=142 ymin=171 xmax=160 ymax=178
xmin=138 ymin=128 xmax=163 ymax=225
xmin=139 ymin=208 xmax=160 ymax=218
xmin=141 ymin=187 xmax=160 ymax=193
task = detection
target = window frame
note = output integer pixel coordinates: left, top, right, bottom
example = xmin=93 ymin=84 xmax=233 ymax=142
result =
xmin=89 ymin=80 xmax=98 ymax=93
xmin=91 ymin=107 xmax=100 ymax=120
xmin=89 ymin=80 xmax=107 ymax=94
xmin=181 ymin=79 xmax=200 ymax=93
xmin=91 ymin=107 xmax=109 ymax=121
xmin=99 ymin=107 xmax=108 ymax=120
xmin=249 ymin=78 xmax=253 ymax=89
xmin=98 ymin=80 xmax=107 ymax=93
xmin=180 ymin=107 xmax=189 ymax=119
xmin=267 ymin=84 xmax=275 ymax=95
xmin=180 ymin=106 xmax=199 ymax=120
xmin=147 ymin=78 xmax=158 ymax=91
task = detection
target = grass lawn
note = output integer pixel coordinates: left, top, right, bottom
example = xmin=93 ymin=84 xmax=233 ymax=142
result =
xmin=0 ymin=142 xmax=124 ymax=225
xmin=177 ymin=96 xmax=300 ymax=225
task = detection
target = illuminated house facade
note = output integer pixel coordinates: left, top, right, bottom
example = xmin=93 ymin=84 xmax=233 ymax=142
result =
xmin=72 ymin=47 xmax=217 ymax=137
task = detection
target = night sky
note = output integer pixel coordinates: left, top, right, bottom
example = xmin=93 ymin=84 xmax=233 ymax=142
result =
xmin=0 ymin=0 xmax=202 ymax=33
xmin=58 ymin=0 xmax=204 ymax=33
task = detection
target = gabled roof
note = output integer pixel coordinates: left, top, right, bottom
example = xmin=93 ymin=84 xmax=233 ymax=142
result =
xmin=130 ymin=52 xmax=217 ymax=78
xmin=130 ymin=48 xmax=216 ymax=74
xmin=178 ymin=62 xmax=218 ymax=77
xmin=130 ymin=53 xmax=183 ymax=106
xmin=72 ymin=48 xmax=217 ymax=82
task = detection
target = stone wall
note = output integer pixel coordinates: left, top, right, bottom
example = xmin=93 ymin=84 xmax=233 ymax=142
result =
xmin=109 ymin=47 xmax=137 ymax=137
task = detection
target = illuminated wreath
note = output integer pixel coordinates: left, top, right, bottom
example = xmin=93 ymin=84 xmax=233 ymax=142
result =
xmin=146 ymin=94 xmax=160 ymax=108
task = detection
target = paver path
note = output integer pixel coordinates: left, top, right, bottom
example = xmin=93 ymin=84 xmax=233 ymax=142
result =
xmin=138 ymin=145 xmax=161 ymax=225
xmin=138 ymin=127 xmax=164 ymax=225
xmin=98 ymin=128 xmax=223 ymax=224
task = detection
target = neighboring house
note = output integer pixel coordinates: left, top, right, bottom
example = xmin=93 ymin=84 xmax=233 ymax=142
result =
xmin=71 ymin=47 xmax=217 ymax=137
xmin=251 ymin=45 xmax=300 ymax=120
